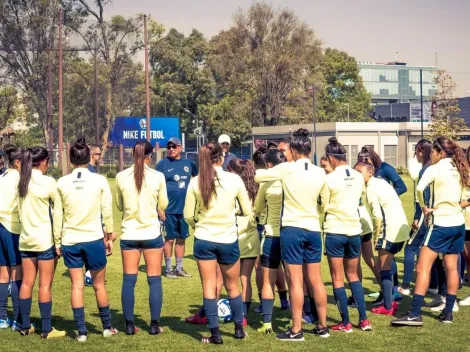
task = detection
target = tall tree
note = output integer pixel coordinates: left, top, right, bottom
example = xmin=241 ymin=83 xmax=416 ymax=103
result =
xmin=0 ymin=85 xmax=21 ymax=128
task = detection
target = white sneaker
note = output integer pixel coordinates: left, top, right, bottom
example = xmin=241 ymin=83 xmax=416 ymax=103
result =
xmin=76 ymin=335 xmax=88 ymax=343
xmin=430 ymin=301 xmax=459 ymax=312
xmin=428 ymin=288 xmax=439 ymax=295
xmin=103 ymin=327 xmax=118 ymax=338
xmin=398 ymin=287 xmax=411 ymax=296
xmin=459 ymin=295 xmax=470 ymax=306
xmin=454 ymin=302 xmax=459 ymax=312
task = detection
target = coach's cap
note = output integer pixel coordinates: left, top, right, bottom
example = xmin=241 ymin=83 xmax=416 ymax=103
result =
xmin=218 ymin=134 xmax=231 ymax=145
xmin=167 ymin=137 xmax=181 ymax=146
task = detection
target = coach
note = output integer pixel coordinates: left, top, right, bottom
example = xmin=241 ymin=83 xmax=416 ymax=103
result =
xmin=218 ymin=134 xmax=236 ymax=171
xmin=157 ymin=137 xmax=198 ymax=279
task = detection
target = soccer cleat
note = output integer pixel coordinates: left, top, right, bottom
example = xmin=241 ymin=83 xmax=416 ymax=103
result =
xmin=280 ymin=299 xmax=290 ymax=311
xmin=309 ymin=325 xmax=330 ymax=338
xmin=427 ymin=288 xmax=439 ymax=295
xmin=234 ymin=325 xmax=247 ymax=339
xmin=438 ymin=311 xmax=453 ymax=324
xmin=0 ymin=318 xmax=11 ymax=329
xmin=165 ymin=270 xmax=178 ymax=279
xmin=276 ymin=328 xmax=305 ymax=342
xmin=459 ymin=295 xmax=470 ymax=306
xmin=76 ymin=334 xmax=88 ymax=343
xmin=242 ymin=317 xmax=248 ymax=327
xmin=254 ymin=305 xmax=263 ymax=314
xmin=20 ymin=325 xmax=36 ymax=336
xmin=125 ymin=320 xmax=138 ymax=335
xmin=398 ymin=286 xmax=411 ymax=296
xmin=359 ymin=319 xmax=372 ymax=331
xmin=176 ymin=268 xmax=192 ymax=278
xmin=103 ymin=327 xmax=118 ymax=338
xmin=425 ymin=295 xmax=445 ymax=308
xmin=331 ymin=322 xmax=353 ymax=333
xmin=185 ymin=313 xmax=208 ymax=325
xmin=202 ymin=335 xmax=223 ymax=344
xmin=390 ymin=313 xmax=423 ymax=326
xmin=11 ymin=321 xmax=22 ymax=332
xmin=257 ymin=323 xmax=273 ymax=334
xmin=372 ymin=301 xmax=398 ymax=316
xmin=41 ymin=327 xmax=66 ymax=339
xmin=149 ymin=320 xmax=163 ymax=335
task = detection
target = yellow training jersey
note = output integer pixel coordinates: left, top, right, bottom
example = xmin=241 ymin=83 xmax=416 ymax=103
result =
xmin=116 ymin=165 xmax=168 ymax=241
xmin=54 ymin=168 xmax=113 ymax=247
xmin=0 ymin=169 xmax=21 ymax=234
xmin=254 ymin=159 xmax=329 ymax=232
xmin=366 ymin=177 xmax=410 ymax=243
xmin=254 ymin=180 xmax=282 ymax=237
xmin=323 ymin=165 xmax=363 ymax=236
xmin=184 ymin=166 xmax=252 ymax=244
xmin=417 ymin=158 xmax=464 ymax=227
xmin=237 ymin=204 xmax=260 ymax=258
xmin=18 ymin=169 xmax=58 ymax=252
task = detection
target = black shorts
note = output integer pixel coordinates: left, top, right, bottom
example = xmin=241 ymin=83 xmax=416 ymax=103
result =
xmin=362 ymin=233 xmax=373 ymax=244
xmin=466 ymin=230 xmax=470 ymax=242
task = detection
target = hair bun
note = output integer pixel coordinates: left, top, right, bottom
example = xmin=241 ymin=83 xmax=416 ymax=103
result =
xmin=293 ymin=128 xmax=310 ymax=138
xmin=3 ymin=144 xmax=16 ymax=155
xmin=75 ymin=136 xmax=87 ymax=149
xmin=257 ymin=145 xmax=267 ymax=154
xmin=328 ymin=137 xmax=338 ymax=145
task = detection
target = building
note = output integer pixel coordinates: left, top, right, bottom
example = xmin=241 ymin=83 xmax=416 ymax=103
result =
xmin=252 ymin=122 xmax=470 ymax=169
xmin=359 ymin=61 xmax=437 ymax=104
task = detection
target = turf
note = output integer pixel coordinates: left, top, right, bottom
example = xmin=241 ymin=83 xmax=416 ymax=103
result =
xmin=2 ymin=176 xmax=470 ymax=352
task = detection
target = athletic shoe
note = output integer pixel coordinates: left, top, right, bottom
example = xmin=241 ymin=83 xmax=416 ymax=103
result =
xmin=371 ymin=305 xmax=395 ymax=316
xmin=76 ymin=334 xmax=88 ymax=343
xmin=331 ymin=322 xmax=353 ymax=333
xmin=347 ymin=296 xmax=357 ymax=308
xmin=11 ymin=321 xmax=22 ymax=332
xmin=242 ymin=317 xmax=248 ymax=327
xmin=390 ymin=313 xmax=423 ymax=326
xmin=280 ymin=299 xmax=290 ymax=311
xmin=149 ymin=320 xmax=163 ymax=335
xmin=309 ymin=325 xmax=330 ymax=338
xmin=425 ymin=295 xmax=445 ymax=308
xmin=459 ymin=295 xmax=470 ymax=306
xmin=393 ymin=291 xmax=403 ymax=302
xmin=176 ymin=268 xmax=192 ymax=278
xmin=276 ymin=328 xmax=305 ymax=342
xmin=20 ymin=325 xmax=36 ymax=336
xmin=257 ymin=323 xmax=273 ymax=334
xmin=427 ymin=288 xmax=439 ymax=295
xmin=201 ymin=335 xmax=223 ymax=344
xmin=438 ymin=311 xmax=453 ymax=324
xmin=430 ymin=301 xmax=459 ymax=313
xmin=165 ymin=270 xmax=178 ymax=279
xmin=103 ymin=327 xmax=118 ymax=338
xmin=234 ymin=325 xmax=247 ymax=339
xmin=185 ymin=313 xmax=208 ymax=325
xmin=359 ymin=319 xmax=372 ymax=331
xmin=41 ymin=327 xmax=66 ymax=339
xmin=0 ymin=318 xmax=11 ymax=329
xmin=125 ymin=321 xmax=138 ymax=335
xmin=398 ymin=286 xmax=411 ymax=296
xmin=371 ymin=294 xmax=384 ymax=307
xmin=254 ymin=305 xmax=263 ymax=314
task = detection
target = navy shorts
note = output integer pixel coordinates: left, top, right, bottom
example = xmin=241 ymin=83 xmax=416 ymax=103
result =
xmin=325 ymin=234 xmax=361 ymax=259
xmin=261 ymin=236 xmax=282 ymax=269
xmin=121 ymin=236 xmax=164 ymax=250
xmin=193 ymin=238 xmax=240 ymax=265
xmin=424 ymin=224 xmax=465 ymax=255
xmin=375 ymin=238 xmax=405 ymax=255
xmin=164 ymin=214 xmax=189 ymax=240
xmin=280 ymin=227 xmax=322 ymax=265
xmin=0 ymin=223 xmax=21 ymax=267
xmin=62 ymin=238 xmax=107 ymax=271
xmin=20 ymin=246 xmax=57 ymax=260
xmin=257 ymin=224 xmax=265 ymax=240
xmin=362 ymin=233 xmax=372 ymax=244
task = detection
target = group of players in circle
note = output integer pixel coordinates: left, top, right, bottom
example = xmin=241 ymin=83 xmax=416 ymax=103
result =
xmin=0 ymin=128 xmax=469 ymax=344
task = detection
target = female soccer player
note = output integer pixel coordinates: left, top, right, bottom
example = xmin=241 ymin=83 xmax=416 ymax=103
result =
xmin=459 ymin=147 xmax=470 ymax=306
xmin=227 ymin=158 xmax=260 ymax=324
xmin=0 ymin=145 xmax=22 ymax=330
xmin=355 ymin=161 xmax=410 ymax=315
xmin=399 ymin=139 xmax=432 ymax=296
xmin=255 ymin=129 xmax=329 ymax=341
xmin=17 ymin=147 xmax=65 ymax=338
xmin=54 ymin=137 xmax=117 ymax=342
xmin=391 ymin=136 xmax=468 ymax=326
xmin=324 ymin=137 xmax=371 ymax=333
xmin=183 ymin=142 xmax=250 ymax=344
xmin=116 ymin=141 xmax=169 ymax=335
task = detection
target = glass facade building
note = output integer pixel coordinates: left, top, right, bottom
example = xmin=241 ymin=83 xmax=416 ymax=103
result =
xmin=359 ymin=62 xmax=437 ymax=104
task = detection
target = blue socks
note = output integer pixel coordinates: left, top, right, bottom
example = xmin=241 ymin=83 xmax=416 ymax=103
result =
xmin=444 ymin=294 xmax=457 ymax=315
xmin=410 ymin=294 xmax=425 ymax=317
xmin=98 ymin=305 xmax=112 ymax=330
xmin=261 ymin=298 xmax=274 ymax=323
xmin=176 ymin=258 xmax=183 ymax=271
xmin=0 ymin=283 xmax=8 ymax=320
xmin=229 ymin=295 xmax=244 ymax=324
xmin=203 ymin=298 xmax=218 ymax=329
xmin=11 ymin=281 xmax=21 ymax=323
xmin=39 ymin=301 xmax=52 ymax=333
xmin=19 ymin=298 xmax=32 ymax=328
xmin=243 ymin=301 xmax=251 ymax=317
xmin=380 ymin=270 xmax=394 ymax=310
xmin=148 ymin=276 xmax=162 ymax=322
xmin=121 ymin=273 xmax=137 ymax=322
xmin=73 ymin=307 xmax=87 ymax=335
xmin=333 ymin=287 xmax=349 ymax=325
xmin=165 ymin=257 xmax=172 ymax=273
xmin=350 ymin=281 xmax=367 ymax=321
xmin=309 ymin=296 xmax=318 ymax=323
xmin=303 ymin=295 xmax=311 ymax=315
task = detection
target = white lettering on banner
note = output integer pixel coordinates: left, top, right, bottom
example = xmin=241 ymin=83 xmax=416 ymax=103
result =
xmin=138 ymin=130 xmax=166 ymax=139
xmin=123 ymin=130 xmax=139 ymax=139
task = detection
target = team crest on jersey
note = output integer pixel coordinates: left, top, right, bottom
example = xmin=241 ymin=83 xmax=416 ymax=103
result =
xmin=174 ymin=175 xmax=180 ymax=181
xmin=184 ymin=166 xmax=189 ymax=173
xmin=139 ymin=118 xmax=146 ymax=129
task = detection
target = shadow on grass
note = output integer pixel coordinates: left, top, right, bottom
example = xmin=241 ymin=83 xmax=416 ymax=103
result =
xmin=162 ymin=316 xmax=236 ymax=342
xmin=94 ymin=308 xmax=151 ymax=332
xmin=32 ymin=312 xmax=101 ymax=338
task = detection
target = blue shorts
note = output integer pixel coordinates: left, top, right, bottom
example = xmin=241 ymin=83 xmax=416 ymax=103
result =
xmin=280 ymin=227 xmax=322 ymax=265
xmin=375 ymin=238 xmax=405 ymax=255
xmin=325 ymin=234 xmax=361 ymax=259
xmin=62 ymin=239 xmax=107 ymax=271
xmin=362 ymin=233 xmax=372 ymax=244
xmin=193 ymin=238 xmax=240 ymax=265
xmin=121 ymin=236 xmax=164 ymax=250
xmin=164 ymin=214 xmax=189 ymax=240
xmin=0 ymin=223 xmax=21 ymax=267
xmin=261 ymin=236 xmax=282 ymax=269
xmin=257 ymin=224 xmax=265 ymax=240
xmin=20 ymin=246 xmax=57 ymax=260
xmin=424 ymin=224 xmax=465 ymax=254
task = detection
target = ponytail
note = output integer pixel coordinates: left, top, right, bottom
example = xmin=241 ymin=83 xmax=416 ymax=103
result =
xmin=19 ymin=147 xmax=49 ymax=198
xmin=198 ymin=143 xmax=223 ymax=208
xmin=433 ymin=136 xmax=470 ymax=187
xmin=133 ymin=141 xmax=153 ymax=194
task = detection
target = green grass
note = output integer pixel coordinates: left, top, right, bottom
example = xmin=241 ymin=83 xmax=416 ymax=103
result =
xmin=2 ymin=176 xmax=470 ymax=352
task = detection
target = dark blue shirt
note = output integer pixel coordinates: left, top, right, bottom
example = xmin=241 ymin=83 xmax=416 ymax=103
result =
xmin=375 ymin=162 xmax=407 ymax=196
xmin=156 ymin=157 xmax=198 ymax=214
xmin=0 ymin=167 xmax=6 ymax=176
xmin=414 ymin=164 xmax=431 ymax=221
xmin=222 ymin=152 xmax=236 ymax=171
xmin=87 ymin=164 xmax=97 ymax=173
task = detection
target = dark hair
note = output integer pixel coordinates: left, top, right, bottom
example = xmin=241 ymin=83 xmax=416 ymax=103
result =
xmin=290 ymin=129 xmax=311 ymax=156
xmin=358 ymin=146 xmax=382 ymax=170
xmin=19 ymin=147 xmax=49 ymax=198
xmin=279 ymin=137 xmax=291 ymax=145
xmin=325 ymin=137 xmax=347 ymax=162
xmin=253 ymin=146 xmax=267 ymax=169
xmin=198 ymin=143 xmax=224 ymax=208
xmin=227 ymin=159 xmax=258 ymax=204
xmin=433 ymin=136 xmax=469 ymax=187
xmin=133 ymin=141 xmax=153 ymax=194
xmin=415 ymin=139 xmax=432 ymax=166
xmin=265 ymin=149 xmax=286 ymax=166
xmin=69 ymin=136 xmax=90 ymax=165
xmin=4 ymin=144 xmax=22 ymax=166
xmin=320 ymin=154 xmax=328 ymax=162
xmin=354 ymin=161 xmax=375 ymax=174
xmin=88 ymin=143 xmax=100 ymax=150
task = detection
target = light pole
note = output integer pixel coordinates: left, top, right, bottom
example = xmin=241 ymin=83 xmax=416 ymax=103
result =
xmin=308 ymin=85 xmax=319 ymax=165
xmin=184 ymin=109 xmax=204 ymax=153
xmin=344 ymin=103 xmax=350 ymax=122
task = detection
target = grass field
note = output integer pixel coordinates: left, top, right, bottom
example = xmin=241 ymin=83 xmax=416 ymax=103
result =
xmin=2 ymin=176 xmax=470 ymax=352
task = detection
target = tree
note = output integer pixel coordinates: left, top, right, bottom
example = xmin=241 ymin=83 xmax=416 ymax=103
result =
xmin=0 ymin=85 xmax=21 ymax=128
xmin=427 ymin=69 xmax=465 ymax=140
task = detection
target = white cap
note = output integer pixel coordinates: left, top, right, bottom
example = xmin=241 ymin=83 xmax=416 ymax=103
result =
xmin=218 ymin=134 xmax=231 ymax=144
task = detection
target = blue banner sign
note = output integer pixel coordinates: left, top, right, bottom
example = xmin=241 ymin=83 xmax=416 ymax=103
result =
xmin=109 ymin=117 xmax=180 ymax=147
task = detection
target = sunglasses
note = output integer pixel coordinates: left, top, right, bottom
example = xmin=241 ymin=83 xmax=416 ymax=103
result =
xmin=167 ymin=145 xmax=179 ymax=150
